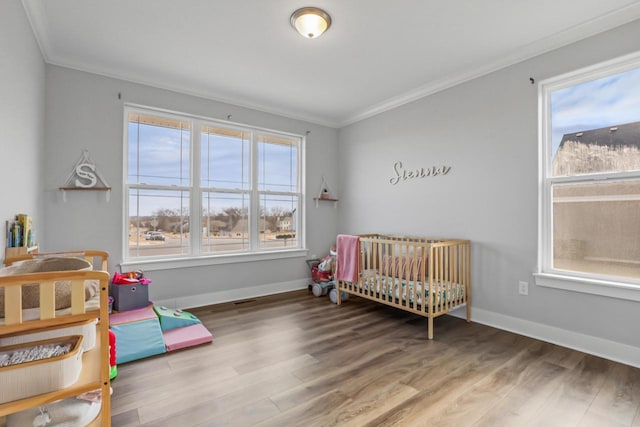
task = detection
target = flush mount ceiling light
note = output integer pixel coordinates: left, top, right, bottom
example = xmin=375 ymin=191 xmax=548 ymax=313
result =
xmin=290 ymin=7 xmax=332 ymax=39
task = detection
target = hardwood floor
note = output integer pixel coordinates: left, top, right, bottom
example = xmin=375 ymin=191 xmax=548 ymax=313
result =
xmin=111 ymin=290 xmax=640 ymax=427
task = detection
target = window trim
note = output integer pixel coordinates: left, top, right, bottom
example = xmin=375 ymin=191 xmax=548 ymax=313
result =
xmin=536 ymin=51 xmax=640 ymax=301
xmin=123 ymin=104 xmax=306 ymax=264
xmin=120 ymin=248 xmax=309 ymax=272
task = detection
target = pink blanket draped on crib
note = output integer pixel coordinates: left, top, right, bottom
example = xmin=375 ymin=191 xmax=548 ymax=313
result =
xmin=336 ymin=234 xmax=360 ymax=283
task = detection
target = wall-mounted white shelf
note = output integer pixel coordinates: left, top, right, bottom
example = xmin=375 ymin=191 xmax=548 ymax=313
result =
xmin=313 ymin=197 xmax=338 ymax=208
xmin=314 ymin=175 xmax=338 ymax=208
xmin=59 ymin=187 xmax=111 ymax=202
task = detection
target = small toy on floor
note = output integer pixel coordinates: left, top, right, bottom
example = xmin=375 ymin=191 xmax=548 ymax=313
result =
xmin=317 ymin=245 xmax=336 ymax=274
xmin=311 ymin=280 xmax=335 ymax=297
xmin=308 ymin=244 xmax=337 ymax=299
xmin=329 ymin=288 xmax=349 ymax=304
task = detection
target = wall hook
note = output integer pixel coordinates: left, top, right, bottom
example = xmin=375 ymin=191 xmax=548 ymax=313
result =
xmin=529 ymin=77 xmax=535 ymax=84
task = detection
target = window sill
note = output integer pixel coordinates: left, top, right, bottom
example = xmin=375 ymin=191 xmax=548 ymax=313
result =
xmin=534 ymin=272 xmax=640 ymax=302
xmin=121 ymin=248 xmax=309 ymax=271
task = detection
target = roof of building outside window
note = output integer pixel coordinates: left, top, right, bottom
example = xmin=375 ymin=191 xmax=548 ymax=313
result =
xmin=560 ymin=121 xmax=640 ymax=149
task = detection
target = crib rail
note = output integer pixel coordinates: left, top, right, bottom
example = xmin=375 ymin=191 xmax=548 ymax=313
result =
xmin=0 ymin=270 xmax=109 ymax=335
xmin=429 ymin=240 xmax=471 ymax=319
xmin=336 ymin=234 xmax=471 ymax=339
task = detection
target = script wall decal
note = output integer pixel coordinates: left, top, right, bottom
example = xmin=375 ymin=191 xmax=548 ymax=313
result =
xmin=389 ymin=161 xmax=451 ymax=185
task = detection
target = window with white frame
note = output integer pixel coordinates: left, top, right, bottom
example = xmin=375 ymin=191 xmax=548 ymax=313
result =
xmin=537 ymin=53 xmax=640 ymax=298
xmin=125 ymin=107 xmax=303 ymax=261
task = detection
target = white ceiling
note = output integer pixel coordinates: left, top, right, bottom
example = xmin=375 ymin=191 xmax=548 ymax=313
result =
xmin=22 ymin=0 xmax=640 ymax=128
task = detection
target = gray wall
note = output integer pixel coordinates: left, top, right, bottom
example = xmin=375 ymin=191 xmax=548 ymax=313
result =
xmin=6 ymin=0 xmax=639 ymax=363
xmin=0 ymin=1 xmax=45 ymax=257
xmin=338 ymin=20 xmax=640 ymax=360
xmin=42 ymin=66 xmax=339 ymax=304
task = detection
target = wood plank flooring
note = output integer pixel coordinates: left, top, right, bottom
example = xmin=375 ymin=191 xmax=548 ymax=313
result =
xmin=110 ymin=290 xmax=640 ymax=427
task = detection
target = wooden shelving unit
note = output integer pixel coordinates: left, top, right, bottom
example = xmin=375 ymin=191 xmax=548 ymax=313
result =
xmin=0 ymin=261 xmax=111 ymax=425
xmin=4 ymin=245 xmax=38 ymax=264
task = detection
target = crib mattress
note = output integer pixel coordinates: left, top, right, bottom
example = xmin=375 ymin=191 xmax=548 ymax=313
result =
xmin=346 ymin=272 xmax=466 ymax=306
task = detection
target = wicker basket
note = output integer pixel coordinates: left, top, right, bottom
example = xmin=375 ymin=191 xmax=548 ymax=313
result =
xmin=0 ymin=335 xmax=84 ymax=404
xmin=0 ymin=319 xmax=96 ymax=351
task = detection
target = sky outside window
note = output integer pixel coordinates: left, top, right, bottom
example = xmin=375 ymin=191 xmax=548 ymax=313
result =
xmin=550 ymin=66 xmax=640 ymax=158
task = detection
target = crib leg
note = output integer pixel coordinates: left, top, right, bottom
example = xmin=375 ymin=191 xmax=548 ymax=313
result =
xmin=336 ymin=283 xmax=342 ymax=305
xmin=466 ymin=303 xmax=471 ymax=323
xmin=427 ymin=316 xmax=434 ymax=340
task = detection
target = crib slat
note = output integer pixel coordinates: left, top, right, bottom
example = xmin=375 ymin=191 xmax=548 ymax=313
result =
xmin=383 ymin=242 xmax=389 ymax=301
xmin=394 ymin=243 xmax=401 ymax=305
xmin=445 ymin=245 xmax=450 ymax=311
xmin=407 ymin=242 xmax=411 ymax=308
xmin=71 ymin=279 xmax=86 ymax=315
xmin=442 ymin=246 xmax=446 ymax=311
xmin=457 ymin=246 xmax=461 ymax=302
xmin=450 ymin=246 xmax=454 ymax=309
xmin=465 ymin=242 xmax=472 ymax=321
xmin=367 ymin=239 xmax=373 ymax=297
xmin=360 ymin=244 xmax=366 ymax=297
xmin=434 ymin=246 xmax=439 ymax=313
xmin=39 ymin=281 xmax=56 ymax=320
xmin=410 ymin=243 xmax=417 ymax=310
xmin=4 ymin=286 xmax=22 ymax=325
xmin=421 ymin=246 xmax=427 ymax=314
xmin=437 ymin=246 xmax=442 ymax=313
xmin=429 ymin=246 xmax=435 ymax=316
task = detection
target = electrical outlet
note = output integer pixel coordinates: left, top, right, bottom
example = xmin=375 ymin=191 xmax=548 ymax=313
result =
xmin=518 ymin=281 xmax=529 ymax=296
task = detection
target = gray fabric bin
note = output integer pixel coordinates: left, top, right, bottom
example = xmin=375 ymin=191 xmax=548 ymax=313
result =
xmin=110 ymin=283 xmax=150 ymax=312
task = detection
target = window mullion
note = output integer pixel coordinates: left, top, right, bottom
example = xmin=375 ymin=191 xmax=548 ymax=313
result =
xmin=250 ymin=131 xmax=260 ymax=251
xmin=191 ymin=119 xmax=202 ymax=256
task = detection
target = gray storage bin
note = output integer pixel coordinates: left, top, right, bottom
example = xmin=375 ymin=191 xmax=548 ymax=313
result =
xmin=110 ymin=283 xmax=150 ymax=312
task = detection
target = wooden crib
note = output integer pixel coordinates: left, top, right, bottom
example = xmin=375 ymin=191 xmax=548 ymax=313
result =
xmin=335 ymin=234 xmax=471 ymax=339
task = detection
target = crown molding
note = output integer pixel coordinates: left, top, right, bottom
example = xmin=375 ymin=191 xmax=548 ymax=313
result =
xmin=49 ymin=57 xmax=342 ymax=128
xmin=21 ymin=0 xmax=51 ymax=62
xmin=21 ymin=0 xmax=640 ymax=130
xmin=339 ymin=2 xmax=640 ymax=127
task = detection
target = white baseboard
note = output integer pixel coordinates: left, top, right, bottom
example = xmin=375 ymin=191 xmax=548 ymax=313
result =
xmin=153 ymin=279 xmax=309 ymax=311
xmin=156 ymin=282 xmax=639 ymax=369
xmin=448 ymin=306 xmax=640 ymax=369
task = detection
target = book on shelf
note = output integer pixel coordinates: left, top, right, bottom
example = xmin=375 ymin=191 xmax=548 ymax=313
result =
xmin=17 ymin=213 xmax=33 ymax=247
xmin=6 ymin=214 xmax=35 ymax=248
